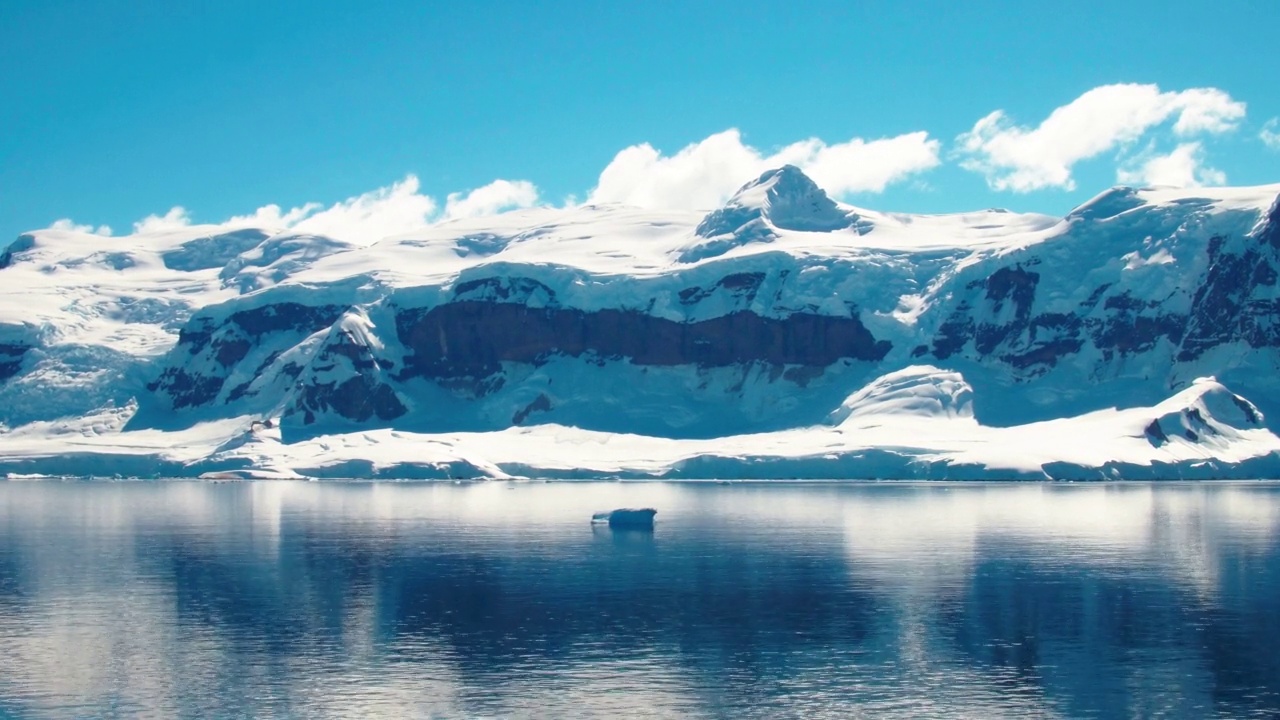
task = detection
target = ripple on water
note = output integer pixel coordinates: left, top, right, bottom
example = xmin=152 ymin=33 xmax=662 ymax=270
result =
xmin=0 ymin=480 xmax=1278 ymax=718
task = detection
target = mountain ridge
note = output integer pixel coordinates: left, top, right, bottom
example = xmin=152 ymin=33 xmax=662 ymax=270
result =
xmin=2 ymin=169 xmax=1280 ymax=479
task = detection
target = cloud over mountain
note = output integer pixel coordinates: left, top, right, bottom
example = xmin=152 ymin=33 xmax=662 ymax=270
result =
xmin=587 ymin=129 xmax=941 ymax=210
xmin=35 ymin=83 xmax=1266 ymax=241
xmin=443 ymin=179 xmax=539 ymax=221
xmin=956 ymin=83 xmax=1246 ymax=192
xmin=1116 ymin=142 xmax=1226 ymax=188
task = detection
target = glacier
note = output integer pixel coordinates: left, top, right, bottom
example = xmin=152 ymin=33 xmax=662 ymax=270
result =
xmin=3 ymin=165 xmax=1280 ymax=480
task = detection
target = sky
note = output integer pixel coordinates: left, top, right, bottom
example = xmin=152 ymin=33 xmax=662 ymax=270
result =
xmin=2 ymin=0 xmax=1279 ymax=241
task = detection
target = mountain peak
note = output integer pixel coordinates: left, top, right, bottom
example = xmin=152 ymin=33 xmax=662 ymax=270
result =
xmin=695 ymin=165 xmax=855 ymax=239
xmin=747 ymin=163 xmax=815 ymax=191
xmin=1064 ymin=186 xmax=1146 ymax=223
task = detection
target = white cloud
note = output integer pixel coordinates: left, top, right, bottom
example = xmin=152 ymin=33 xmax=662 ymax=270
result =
xmin=783 ymin=131 xmax=942 ymax=196
xmin=227 ymin=202 xmax=321 ymax=229
xmin=956 ymin=83 xmax=1246 ymax=192
xmin=1116 ymin=142 xmax=1226 ymax=188
xmin=48 ymin=219 xmax=112 ymax=236
xmin=132 ymin=207 xmax=191 ymax=233
xmin=117 ymin=175 xmax=543 ymax=243
xmin=1169 ymin=87 xmax=1247 ymax=135
xmin=1263 ymin=118 xmax=1280 ymax=150
xmin=589 ymin=130 xmax=761 ymax=210
xmin=130 ymin=201 xmax=322 ymax=236
xmin=442 ymin=179 xmax=539 ymax=220
xmin=281 ymin=175 xmax=438 ymax=244
xmin=587 ymin=128 xmax=940 ymax=210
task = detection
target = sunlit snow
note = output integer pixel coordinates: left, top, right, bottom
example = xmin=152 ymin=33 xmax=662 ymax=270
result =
xmin=2 ymin=171 xmax=1279 ymax=480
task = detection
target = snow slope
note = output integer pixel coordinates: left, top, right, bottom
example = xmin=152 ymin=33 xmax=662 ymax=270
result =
xmin=2 ymin=168 xmax=1279 ymax=479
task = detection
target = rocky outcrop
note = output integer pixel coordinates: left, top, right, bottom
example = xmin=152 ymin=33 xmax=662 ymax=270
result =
xmin=920 ymin=195 xmax=1280 ymax=394
xmin=148 ymin=301 xmax=347 ymax=410
xmin=1143 ymin=380 xmax=1264 ymax=447
xmin=0 ymin=234 xmax=36 ymax=269
xmin=140 ymin=263 xmax=894 ymax=435
xmin=285 ymin=309 xmax=406 ymax=428
xmin=0 ymin=323 xmax=36 ymax=384
xmin=1179 ymin=211 xmax=1280 ymax=360
xmin=392 ymin=299 xmax=891 ymax=392
xmin=0 ymin=342 xmax=29 ymax=382
xmin=927 ymin=259 xmax=1187 ymax=373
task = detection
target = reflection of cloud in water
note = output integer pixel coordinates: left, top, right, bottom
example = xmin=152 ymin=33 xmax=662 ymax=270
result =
xmin=0 ymin=481 xmax=1277 ymax=717
xmin=835 ymin=483 xmax=1280 ymax=719
xmin=0 ymin=563 xmax=213 ymax=716
xmin=840 ymin=484 xmax=1280 ymax=600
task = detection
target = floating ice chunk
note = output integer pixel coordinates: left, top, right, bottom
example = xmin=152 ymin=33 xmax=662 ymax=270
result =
xmin=591 ymin=508 xmax=657 ymax=529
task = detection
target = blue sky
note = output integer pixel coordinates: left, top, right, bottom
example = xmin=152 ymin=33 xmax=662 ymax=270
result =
xmin=3 ymin=0 xmax=1279 ymax=239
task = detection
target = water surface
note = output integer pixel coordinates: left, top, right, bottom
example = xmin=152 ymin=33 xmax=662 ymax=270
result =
xmin=1 ymin=481 xmax=1278 ymax=718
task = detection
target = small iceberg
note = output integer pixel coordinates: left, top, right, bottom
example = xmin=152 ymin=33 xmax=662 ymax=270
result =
xmin=591 ymin=508 xmax=657 ymax=529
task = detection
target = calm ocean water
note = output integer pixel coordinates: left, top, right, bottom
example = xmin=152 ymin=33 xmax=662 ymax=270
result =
xmin=1 ymin=480 xmax=1278 ymax=719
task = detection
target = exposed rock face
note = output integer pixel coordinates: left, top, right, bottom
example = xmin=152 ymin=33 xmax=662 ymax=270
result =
xmin=148 ymin=302 xmax=346 ymax=410
xmin=926 ymin=259 xmax=1192 ymax=372
xmin=285 ymin=309 xmax=406 ymax=429
xmin=512 ymin=393 xmax=552 ymax=425
xmin=0 ymin=342 xmax=29 ymax=382
xmin=393 ymin=300 xmax=890 ymax=389
xmin=139 ymin=262 xmax=894 ymax=436
xmin=0 ymin=234 xmax=36 ymax=269
xmin=0 ymin=324 xmax=36 ymax=383
xmin=1179 ymin=206 xmax=1280 ymax=360
xmin=919 ymin=196 xmax=1280 ymax=398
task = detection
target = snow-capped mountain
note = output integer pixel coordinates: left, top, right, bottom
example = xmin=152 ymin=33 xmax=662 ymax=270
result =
xmin=684 ymin=165 xmax=867 ymax=261
xmin=3 ymin=168 xmax=1280 ymax=479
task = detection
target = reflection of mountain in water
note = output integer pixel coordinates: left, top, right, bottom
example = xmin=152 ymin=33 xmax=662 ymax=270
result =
xmin=0 ymin=482 xmax=1278 ymax=717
